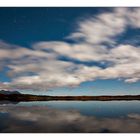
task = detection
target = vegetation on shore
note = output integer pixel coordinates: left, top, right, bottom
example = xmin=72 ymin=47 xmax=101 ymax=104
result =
xmin=0 ymin=90 xmax=140 ymax=101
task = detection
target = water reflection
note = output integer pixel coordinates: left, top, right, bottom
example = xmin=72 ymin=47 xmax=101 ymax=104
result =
xmin=0 ymin=101 xmax=19 ymax=105
xmin=0 ymin=106 xmax=140 ymax=133
xmin=19 ymin=101 xmax=140 ymax=118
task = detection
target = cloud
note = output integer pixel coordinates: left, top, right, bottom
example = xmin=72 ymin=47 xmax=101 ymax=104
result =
xmin=68 ymin=8 xmax=140 ymax=45
xmin=0 ymin=8 xmax=140 ymax=90
xmin=0 ymin=106 xmax=140 ymax=132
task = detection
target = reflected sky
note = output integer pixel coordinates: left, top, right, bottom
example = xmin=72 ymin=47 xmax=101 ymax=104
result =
xmin=0 ymin=101 xmax=140 ymax=133
xmin=18 ymin=101 xmax=140 ymax=118
xmin=0 ymin=105 xmax=140 ymax=133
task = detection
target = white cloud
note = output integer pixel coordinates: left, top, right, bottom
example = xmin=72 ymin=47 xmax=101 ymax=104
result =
xmin=34 ymin=41 xmax=109 ymax=61
xmin=0 ymin=8 xmax=140 ymax=90
xmin=68 ymin=8 xmax=140 ymax=45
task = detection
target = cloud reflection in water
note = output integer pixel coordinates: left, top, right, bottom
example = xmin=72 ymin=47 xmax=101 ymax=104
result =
xmin=0 ymin=106 xmax=140 ymax=133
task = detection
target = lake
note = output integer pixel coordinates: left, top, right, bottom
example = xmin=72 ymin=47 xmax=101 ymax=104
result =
xmin=0 ymin=101 xmax=140 ymax=133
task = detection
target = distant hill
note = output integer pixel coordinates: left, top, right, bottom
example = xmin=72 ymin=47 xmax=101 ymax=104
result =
xmin=0 ymin=90 xmax=21 ymax=95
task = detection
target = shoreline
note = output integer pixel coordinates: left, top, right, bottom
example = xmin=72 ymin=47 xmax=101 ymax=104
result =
xmin=0 ymin=93 xmax=140 ymax=101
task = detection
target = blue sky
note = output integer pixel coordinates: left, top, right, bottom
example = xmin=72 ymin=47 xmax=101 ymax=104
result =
xmin=20 ymin=79 xmax=140 ymax=96
xmin=0 ymin=8 xmax=104 ymax=46
xmin=0 ymin=7 xmax=140 ymax=95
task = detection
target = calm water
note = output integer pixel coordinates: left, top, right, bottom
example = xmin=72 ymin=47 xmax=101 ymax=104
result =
xmin=0 ymin=101 xmax=140 ymax=133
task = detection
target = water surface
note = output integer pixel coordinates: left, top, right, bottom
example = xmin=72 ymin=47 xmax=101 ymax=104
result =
xmin=0 ymin=101 xmax=140 ymax=133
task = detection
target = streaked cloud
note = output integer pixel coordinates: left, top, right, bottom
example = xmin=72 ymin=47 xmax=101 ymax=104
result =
xmin=0 ymin=8 xmax=140 ymax=90
xmin=68 ymin=8 xmax=140 ymax=45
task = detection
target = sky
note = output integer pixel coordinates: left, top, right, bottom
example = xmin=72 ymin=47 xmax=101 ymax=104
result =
xmin=0 ymin=7 xmax=140 ymax=95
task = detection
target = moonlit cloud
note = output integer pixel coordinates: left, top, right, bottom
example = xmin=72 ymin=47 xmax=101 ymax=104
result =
xmin=68 ymin=8 xmax=140 ymax=45
xmin=0 ymin=8 xmax=140 ymax=90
